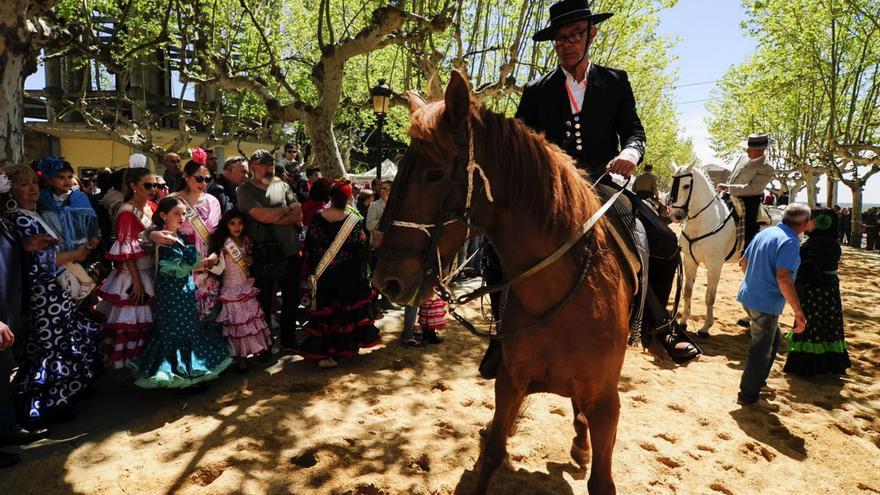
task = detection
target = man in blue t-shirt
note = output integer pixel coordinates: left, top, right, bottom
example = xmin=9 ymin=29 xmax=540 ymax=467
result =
xmin=736 ymin=203 xmax=812 ymax=405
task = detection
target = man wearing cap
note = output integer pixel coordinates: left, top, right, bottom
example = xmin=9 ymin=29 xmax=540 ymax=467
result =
xmin=716 ymin=134 xmax=776 ymax=248
xmin=489 ymin=0 xmax=699 ymax=369
xmin=279 ymin=143 xmax=301 ymax=170
xmin=237 ymin=149 xmax=303 ymax=349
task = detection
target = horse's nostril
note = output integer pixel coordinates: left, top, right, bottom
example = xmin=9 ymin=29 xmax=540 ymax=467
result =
xmin=383 ymin=279 xmax=402 ymax=298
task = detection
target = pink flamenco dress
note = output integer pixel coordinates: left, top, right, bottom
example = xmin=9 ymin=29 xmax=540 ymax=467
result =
xmin=215 ymin=239 xmax=273 ymax=357
xmin=176 ymin=193 xmax=222 ymax=320
xmin=96 ymin=203 xmax=156 ymax=369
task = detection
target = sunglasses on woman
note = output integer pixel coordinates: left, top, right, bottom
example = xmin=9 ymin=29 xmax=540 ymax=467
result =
xmin=189 ymin=176 xmax=209 ymax=184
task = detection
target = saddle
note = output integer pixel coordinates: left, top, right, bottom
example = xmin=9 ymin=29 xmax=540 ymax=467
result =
xmin=594 ymin=180 xmax=702 ymax=363
xmin=728 ymin=196 xmax=773 ymax=226
xmin=725 ymin=196 xmax=774 ymax=259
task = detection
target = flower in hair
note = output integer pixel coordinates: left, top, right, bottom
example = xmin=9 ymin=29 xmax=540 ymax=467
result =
xmin=191 ymin=147 xmax=207 ymax=166
xmin=37 ymin=156 xmax=65 ymax=178
xmin=333 ymin=180 xmax=353 ymax=198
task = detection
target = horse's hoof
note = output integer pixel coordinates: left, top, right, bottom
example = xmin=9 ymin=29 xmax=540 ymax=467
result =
xmin=570 ymin=441 xmax=590 ymax=468
xmin=697 ymin=330 xmax=710 ymax=338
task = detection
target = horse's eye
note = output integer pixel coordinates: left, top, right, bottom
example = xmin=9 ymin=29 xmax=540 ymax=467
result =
xmin=424 ymin=169 xmax=445 ymax=183
xmin=683 ymin=185 xmax=690 ymax=189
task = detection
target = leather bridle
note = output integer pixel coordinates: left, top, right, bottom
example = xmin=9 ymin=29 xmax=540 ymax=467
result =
xmin=378 ymin=117 xmax=627 ymax=338
xmin=668 ymin=171 xmax=737 ymax=263
xmin=377 ymin=120 xmax=494 ymax=305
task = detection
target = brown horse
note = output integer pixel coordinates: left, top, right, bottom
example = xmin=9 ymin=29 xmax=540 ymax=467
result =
xmin=372 ymin=71 xmax=633 ymax=495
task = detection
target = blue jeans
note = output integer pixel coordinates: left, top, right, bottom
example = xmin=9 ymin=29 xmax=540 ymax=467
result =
xmin=401 ymin=305 xmax=418 ymax=341
xmin=738 ymin=306 xmax=783 ymax=403
xmin=458 ymin=235 xmax=483 ymax=270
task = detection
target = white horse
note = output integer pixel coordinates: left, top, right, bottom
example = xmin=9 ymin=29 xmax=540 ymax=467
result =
xmin=667 ymin=163 xmax=780 ymax=336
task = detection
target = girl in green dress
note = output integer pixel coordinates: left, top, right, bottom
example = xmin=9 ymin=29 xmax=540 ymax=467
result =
xmin=130 ymin=197 xmax=231 ymax=389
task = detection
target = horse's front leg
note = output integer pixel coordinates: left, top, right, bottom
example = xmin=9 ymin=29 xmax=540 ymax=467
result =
xmin=471 ymin=365 xmax=526 ymax=495
xmin=699 ymin=262 xmax=723 ymax=337
xmin=678 ymin=253 xmax=698 ymax=328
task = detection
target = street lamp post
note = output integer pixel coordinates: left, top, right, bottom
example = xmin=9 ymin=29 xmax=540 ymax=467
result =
xmin=371 ymin=78 xmax=391 ymax=183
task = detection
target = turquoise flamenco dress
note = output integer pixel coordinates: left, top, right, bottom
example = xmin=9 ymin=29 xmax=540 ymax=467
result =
xmin=130 ymin=241 xmax=231 ymax=388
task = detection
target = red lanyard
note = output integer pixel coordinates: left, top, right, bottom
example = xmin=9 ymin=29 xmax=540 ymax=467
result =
xmin=565 ymin=80 xmax=586 ymax=114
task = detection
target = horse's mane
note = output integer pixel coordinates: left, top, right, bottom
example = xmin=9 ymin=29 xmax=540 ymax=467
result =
xmin=409 ymin=101 xmax=600 ymax=235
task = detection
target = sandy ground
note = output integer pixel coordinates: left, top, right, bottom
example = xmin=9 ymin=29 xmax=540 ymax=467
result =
xmin=1 ymin=248 xmax=879 ymax=495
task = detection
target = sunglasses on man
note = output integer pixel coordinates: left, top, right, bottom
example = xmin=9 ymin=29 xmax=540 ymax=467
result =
xmin=141 ymin=182 xmax=168 ymax=190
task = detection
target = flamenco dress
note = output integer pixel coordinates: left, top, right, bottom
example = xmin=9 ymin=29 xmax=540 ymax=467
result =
xmin=216 ymin=240 xmax=273 ymax=357
xmin=130 ymin=241 xmax=231 ymax=388
xmin=96 ymin=204 xmax=155 ymax=369
xmin=784 ymin=236 xmax=851 ymax=376
xmin=175 ymin=193 xmax=222 ymax=320
xmin=418 ymin=296 xmax=447 ymax=333
xmin=4 ymin=209 xmax=102 ymax=423
xmin=300 ymin=214 xmax=382 ymax=361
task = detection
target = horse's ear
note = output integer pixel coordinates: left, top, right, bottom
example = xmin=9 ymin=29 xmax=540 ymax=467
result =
xmin=406 ymin=91 xmax=428 ymax=113
xmin=686 ymin=161 xmax=697 ymax=171
xmin=444 ymin=70 xmax=472 ymax=127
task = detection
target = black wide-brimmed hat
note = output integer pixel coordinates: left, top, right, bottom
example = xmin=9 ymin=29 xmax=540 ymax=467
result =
xmin=533 ymin=0 xmax=614 ymax=42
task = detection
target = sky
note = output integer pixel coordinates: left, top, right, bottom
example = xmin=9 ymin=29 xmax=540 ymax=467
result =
xmin=657 ymin=0 xmax=880 ymax=205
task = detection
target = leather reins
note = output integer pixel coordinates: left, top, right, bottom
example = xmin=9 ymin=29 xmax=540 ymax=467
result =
xmin=379 ymin=118 xmax=627 ymax=339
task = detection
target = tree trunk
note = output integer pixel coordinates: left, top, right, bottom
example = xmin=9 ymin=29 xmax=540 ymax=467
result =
xmin=1 ymin=0 xmax=57 ymax=163
xmin=804 ymin=171 xmax=819 ymax=208
xmin=825 ymin=175 xmax=837 ymax=207
xmin=305 ymin=116 xmax=346 ymax=178
xmin=848 ymin=184 xmax=863 ymax=248
xmin=0 ymin=48 xmax=27 ymax=164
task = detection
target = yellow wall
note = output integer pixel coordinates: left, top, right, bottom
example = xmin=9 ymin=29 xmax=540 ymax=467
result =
xmin=58 ymin=136 xmax=274 ymax=174
xmin=60 ymin=138 xmax=139 ymax=171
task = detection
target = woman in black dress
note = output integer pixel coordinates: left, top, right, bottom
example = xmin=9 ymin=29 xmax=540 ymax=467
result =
xmin=784 ymin=207 xmax=851 ymax=376
xmin=300 ymin=180 xmax=381 ymax=368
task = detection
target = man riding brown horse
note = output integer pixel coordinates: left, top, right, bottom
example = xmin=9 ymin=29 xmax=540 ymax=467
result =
xmin=480 ymin=0 xmax=700 ymax=377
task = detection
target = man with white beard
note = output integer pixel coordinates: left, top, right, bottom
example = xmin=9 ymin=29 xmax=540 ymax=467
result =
xmin=237 ymin=149 xmax=303 ymax=349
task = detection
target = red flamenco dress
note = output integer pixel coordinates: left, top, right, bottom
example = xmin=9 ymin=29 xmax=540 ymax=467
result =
xmin=300 ymin=214 xmax=382 ymax=362
xmin=96 ymin=203 xmax=156 ymax=369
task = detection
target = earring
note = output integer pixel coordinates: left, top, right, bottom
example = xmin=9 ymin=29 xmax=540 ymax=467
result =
xmin=5 ymin=198 xmax=17 ymax=210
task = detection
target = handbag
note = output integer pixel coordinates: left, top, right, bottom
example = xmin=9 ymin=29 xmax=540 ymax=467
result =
xmin=21 ymin=208 xmax=95 ymax=301
xmin=58 ymin=261 xmax=97 ymax=302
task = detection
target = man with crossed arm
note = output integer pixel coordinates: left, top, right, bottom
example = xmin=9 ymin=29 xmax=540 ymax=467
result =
xmin=237 ymin=149 xmax=303 ymax=350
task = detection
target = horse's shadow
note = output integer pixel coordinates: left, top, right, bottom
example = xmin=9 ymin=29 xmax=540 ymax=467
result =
xmin=453 ymin=459 xmax=579 ymax=494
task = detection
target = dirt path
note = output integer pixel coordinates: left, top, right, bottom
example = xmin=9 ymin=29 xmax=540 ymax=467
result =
xmin=2 ymin=249 xmax=879 ymax=494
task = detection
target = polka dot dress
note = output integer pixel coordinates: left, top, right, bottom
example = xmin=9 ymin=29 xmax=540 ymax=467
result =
xmin=129 ymin=242 xmax=231 ymax=388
